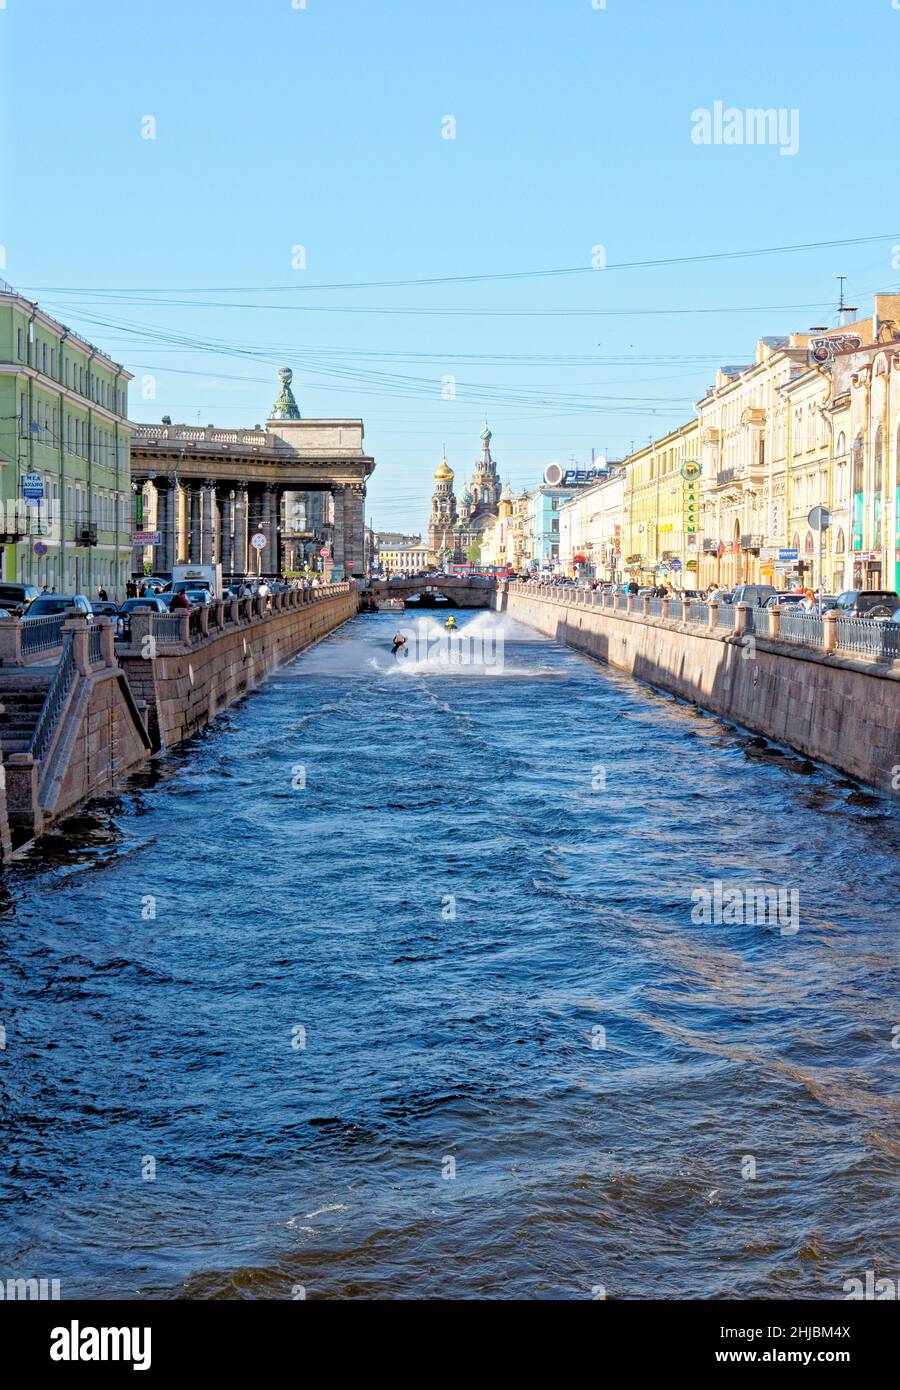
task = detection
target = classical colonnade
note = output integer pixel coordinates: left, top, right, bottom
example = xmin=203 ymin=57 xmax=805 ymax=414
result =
xmin=143 ymin=478 xmax=367 ymax=578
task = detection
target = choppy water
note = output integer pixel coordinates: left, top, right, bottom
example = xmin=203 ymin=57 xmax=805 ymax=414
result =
xmin=0 ymin=611 xmax=897 ymax=1300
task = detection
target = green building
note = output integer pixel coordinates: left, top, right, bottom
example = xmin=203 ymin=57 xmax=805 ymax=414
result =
xmin=0 ymin=284 xmax=133 ymax=598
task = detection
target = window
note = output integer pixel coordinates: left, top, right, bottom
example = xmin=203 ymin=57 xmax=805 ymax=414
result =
xmin=19 ymin=392 xmax=26 ymax=435
xmin=65 ymin=358 xmax=70 ymax=387
xmin=874 ymin=425 xmax=883 ymax=494
xmin=852 ymin=432 xmax=864 ymax=493
xmin=42 ymin=342 xmax=48 ymax=374
xmin=16 ymin=327 xmax=23 ymax=360
xmin=50 ymin=348 xmax=56 ymax=379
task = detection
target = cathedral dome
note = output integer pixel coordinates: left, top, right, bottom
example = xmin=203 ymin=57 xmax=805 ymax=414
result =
xmin=434 ymin=447 xmax=454 ymax=481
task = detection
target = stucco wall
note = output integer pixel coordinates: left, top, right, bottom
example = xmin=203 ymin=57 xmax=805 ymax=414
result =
xmin=121 ymin=590 xmax=357 ymax=750
xmin=505 ymin=590 xmax=900 ymax=795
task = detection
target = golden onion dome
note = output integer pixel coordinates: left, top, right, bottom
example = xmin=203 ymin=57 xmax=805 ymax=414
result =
xmin=434 ymin=448 xmax=454 ymax=481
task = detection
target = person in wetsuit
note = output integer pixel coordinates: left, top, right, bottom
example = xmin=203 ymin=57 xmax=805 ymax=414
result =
xmin=391 ymin=631 xmax=407 ymax=656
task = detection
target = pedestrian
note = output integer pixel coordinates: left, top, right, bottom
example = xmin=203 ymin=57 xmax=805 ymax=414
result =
xmin=170 ymin=589 xmax=191 ymax=611
xmin=97 ymin=586 xmax=109 ymax=602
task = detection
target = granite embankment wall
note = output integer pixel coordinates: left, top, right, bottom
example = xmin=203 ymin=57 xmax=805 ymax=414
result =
xmin=502 ymin=588 xmax=900 ymax=796
xmin=120 ymin=588 xmax=357 ymax=750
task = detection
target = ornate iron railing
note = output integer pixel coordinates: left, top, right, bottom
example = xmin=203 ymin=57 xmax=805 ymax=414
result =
xmin=779 ymin=610 xmax=824 ymax=646
xmin=20 ymin=614 xmax=67 ymax=657
xmin=835 ymin=616 xmax=900 ymax=661
xmin=29 ymin=634 xmax=77 ymax=762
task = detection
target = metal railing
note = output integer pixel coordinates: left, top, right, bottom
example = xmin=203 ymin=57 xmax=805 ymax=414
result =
xmin=835 ymin=615 xmax=900 ymax=661
xmin=20 ymin=613 xmax=67 ymax=657
xmin=517 ymin=585 xmax=900 ymax=664
xmin=88 ymin=624 xmax=103 ymax=664
xmin=29 ymin=633 xmax=77 ymax=762
xmin=151 ymin=613 xmax=185 ymax=643
xmin=779 ymin=610 xmax=824 ymax=646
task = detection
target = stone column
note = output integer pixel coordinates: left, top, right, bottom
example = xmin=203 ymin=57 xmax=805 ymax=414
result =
xmin=201 ymin=480 xmax=216 ymax=565
xmin=331 ymin=485 xmax=346 ymax=576
xmin=264 ymin=483 xmax=279 ymax=576
xmin=219 ymin=489 xmax=235 ymax=577
xmin=154 ymin=480 xmax=176 ymax=574
xmin=233 ymin=487 xmax=248 ymax=576
xmin=189 ymin=485 xmax=201 ymax=563
xmin=344 ymin=483 xmax=366 ymax=580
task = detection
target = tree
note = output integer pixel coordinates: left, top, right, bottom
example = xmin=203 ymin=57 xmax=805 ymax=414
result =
xmin=466 ymin=539 xmax=481 ymax=564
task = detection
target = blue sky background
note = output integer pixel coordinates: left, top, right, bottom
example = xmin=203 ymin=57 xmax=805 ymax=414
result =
xmin=3 ymin=0 xmax=900 ymax=531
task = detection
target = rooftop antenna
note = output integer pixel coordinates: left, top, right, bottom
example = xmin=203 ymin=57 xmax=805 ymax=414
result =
xmin=837 ymin=274 xmax=847 ymax=312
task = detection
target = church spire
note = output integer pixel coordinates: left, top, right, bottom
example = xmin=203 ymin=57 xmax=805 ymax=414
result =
xmin=270 ymin=366 xmax=301 ymax=420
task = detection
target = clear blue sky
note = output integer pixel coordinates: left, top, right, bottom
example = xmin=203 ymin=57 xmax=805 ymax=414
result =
xmin=3 ymin=0 xmax=900 ymax=531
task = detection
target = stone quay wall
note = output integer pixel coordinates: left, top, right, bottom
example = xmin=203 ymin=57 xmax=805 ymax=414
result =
xmin=119 ymin=586 xmax=357 ymax=751
xmin=501 ymin=586 xmax=900 ymax=796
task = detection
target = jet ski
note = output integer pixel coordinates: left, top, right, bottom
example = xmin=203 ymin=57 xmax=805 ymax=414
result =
xmin=444 ymin=616 xmax=458 ymax=631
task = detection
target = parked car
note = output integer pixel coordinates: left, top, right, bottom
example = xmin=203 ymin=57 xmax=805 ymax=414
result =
xmin=23 ymin=594 xmax=93 ymax=620
xmin=183 ymin=589 xmax=213 ymax=606
xmin=765 ymin=592 xmax=805 ymax=609
xmin=0 ymin=583 xmax=39 ymax=613
xmin=827 ymin=590 xmax=899 ymax=619
xmin=731 ymin=584 xmax=778 ymax=608
xmin=91 ymin=600 xmax=119 ymax=619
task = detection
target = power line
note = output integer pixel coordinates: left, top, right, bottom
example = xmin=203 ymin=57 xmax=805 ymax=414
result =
xmin=20 ymin=231 xmax=900 ymax=295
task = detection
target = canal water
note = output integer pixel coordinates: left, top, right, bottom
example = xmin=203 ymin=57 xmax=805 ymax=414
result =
xmin=0 ymin=610 xmax=897 ymax=1299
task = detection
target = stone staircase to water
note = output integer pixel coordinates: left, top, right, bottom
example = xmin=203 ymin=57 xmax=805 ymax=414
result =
xmin=0 ymin=673 xmax=53 ymax=756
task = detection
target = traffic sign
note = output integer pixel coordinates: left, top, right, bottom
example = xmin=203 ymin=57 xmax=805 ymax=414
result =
xmin=807 ymin=505 xmax=832 ymax=531
xmin=250 ymin=532 xmax=267 ymax=551
xmin=33 ymin=541 xmax=48 ymax=557
xmin=319 ymin=545 xmax=330 ymax=558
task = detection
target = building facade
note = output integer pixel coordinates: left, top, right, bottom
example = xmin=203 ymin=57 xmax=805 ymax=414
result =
xmin=0 ymin=285 xmax=133 ymax=597
xmin=622 ymin=424 xmax=699 ymax=587
xmin=131 ymin=368 xmax=374 ymax=581
xmin=379 ymin=539 xmax=436 ymax=573
xmin=559 ymin=472 xmax=625 ymax=581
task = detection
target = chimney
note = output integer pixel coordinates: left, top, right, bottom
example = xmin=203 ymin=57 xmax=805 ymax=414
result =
xmin=838 ymin=306 xmax=857 ymax=327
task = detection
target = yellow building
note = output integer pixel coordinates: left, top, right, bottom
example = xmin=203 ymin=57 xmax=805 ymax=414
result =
xmin=379 ymin=540 xmax=436 ymax=573
xmin=622 ymin=422 xmax=700 ymax=585
xmin=479 ymin=482 xmax=516 ymax=568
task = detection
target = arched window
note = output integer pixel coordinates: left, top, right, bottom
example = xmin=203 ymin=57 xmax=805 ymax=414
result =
xmin=836 ymin=431 xmax=846 ymax=460
xmin=834 ymin=528 xmax=845 ymax=554
xmin=851 ymin=432 xmax=864 ymax=493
